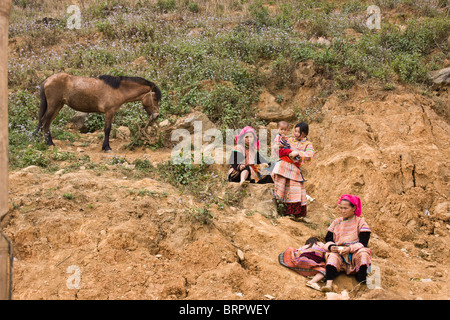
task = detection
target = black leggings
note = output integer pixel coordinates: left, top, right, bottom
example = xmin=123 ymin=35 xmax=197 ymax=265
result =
xmin=228 ymin=166 xmax=251 ymax=182
xmin=228 ymin=166 xmax=274 ymax=184
xmin=325 ymin=265 xmax=368 ymax=283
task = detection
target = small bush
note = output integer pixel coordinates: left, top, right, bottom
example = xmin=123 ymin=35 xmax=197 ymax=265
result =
xmin=156 ymin=156 xmax=209 ymax=187
xmin=85 ymin=113 xmax=105 ymax=133
xmin=187 ymin=206 xmax=215 ymax=225
xmin=132 ymin=158 xmax=154 ymax=173
xmin=249 ymin=1 xmax=271 ymax=28
xmin=62 ymin=193 xmax=74 ymax=200
xmin=157 ymin=0 xmax=176 ymax=12
xmin=391 ymin=52 xmax=430 ymax=83
xmin=199 ymin=84 xmax=260 ymax=130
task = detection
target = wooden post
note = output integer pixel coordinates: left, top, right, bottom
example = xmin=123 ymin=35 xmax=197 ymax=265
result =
xmin=0 ymin=0 xmax=12 ymax=301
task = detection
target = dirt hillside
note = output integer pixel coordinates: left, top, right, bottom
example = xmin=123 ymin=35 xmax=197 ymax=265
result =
xmin=2 ymin=77 xmax=449 ymax=300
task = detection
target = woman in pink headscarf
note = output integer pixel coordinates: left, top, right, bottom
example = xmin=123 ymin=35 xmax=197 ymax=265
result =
xmin=321 ymin=194 xmax=372 ymax=292
xmin=228 ymin=126 xmax=272 ymax=185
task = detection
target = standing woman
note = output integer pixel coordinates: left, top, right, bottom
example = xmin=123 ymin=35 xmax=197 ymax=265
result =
xmin=228 ymin=126 xmax=271 ymax=185
xmin=322 ymin=194 xmax=372 ymax=292
xmin=271 ymin=122 xmax=315 ymax=219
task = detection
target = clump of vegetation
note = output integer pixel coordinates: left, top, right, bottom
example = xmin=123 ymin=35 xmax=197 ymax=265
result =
xmin=186 ymin=206 xmax=215 ymax=225
xmin=156 ymin=155 xmax=209 ymax=188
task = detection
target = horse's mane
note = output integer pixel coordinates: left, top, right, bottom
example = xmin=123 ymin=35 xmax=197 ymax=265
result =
xmin=98 ymin=75 xmax=162 ymax=101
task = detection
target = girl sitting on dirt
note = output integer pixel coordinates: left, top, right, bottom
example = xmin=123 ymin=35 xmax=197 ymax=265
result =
xmin=227 ymin=126 xmax=272 ymax=186
xmin=271 ymin=122 xmax=314 ymax=219
xmin=279 ymin=237 xmax=327 ymax=291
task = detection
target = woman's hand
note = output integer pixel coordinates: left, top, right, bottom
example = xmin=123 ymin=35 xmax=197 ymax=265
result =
xmin=330 ymin=246 xmax=350 ymax=255
xmin=330 ymin=246 xmax=339 ymax=253
xmin=289 ymin=151 xmax=299 ymax=159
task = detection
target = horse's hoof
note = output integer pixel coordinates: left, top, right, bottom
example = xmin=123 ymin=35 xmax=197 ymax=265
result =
xmin=104 ymin=149 xmax=113 ymax=153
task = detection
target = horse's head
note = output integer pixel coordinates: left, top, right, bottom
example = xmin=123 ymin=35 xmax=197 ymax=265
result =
xmin=142 ymin=91 xmax=160 ymax=121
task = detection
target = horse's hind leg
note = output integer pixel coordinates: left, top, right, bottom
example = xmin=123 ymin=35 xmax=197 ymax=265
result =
xmin=41 ymin=102 xmax=64 ymax=146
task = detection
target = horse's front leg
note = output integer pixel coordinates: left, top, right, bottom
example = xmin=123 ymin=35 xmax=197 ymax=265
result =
xmin=102 ymin=112 xmax=114 ymax=152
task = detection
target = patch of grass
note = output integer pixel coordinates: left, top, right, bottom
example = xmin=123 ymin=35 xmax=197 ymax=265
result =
xmin=62 ymin=193 xmax=74 ymax=200
xmin=156 ymin=156 xmax=209 ymax=188
xmin=186 ymin=206 xmax=215 ymax=225
xmin=132 ymin=158 xmax=153 ymax=172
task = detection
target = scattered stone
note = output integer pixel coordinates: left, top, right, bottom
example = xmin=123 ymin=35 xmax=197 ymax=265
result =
xmin=310 ymin=36 xmax=331 ymax=47
xmin=70 ymin=112 xmax=89 ymax=133
xmin=326 ymin=290 xmax=350 ymax=300
xmin=159 ymin=119 xmax=170 ymax=127
xmin=429 ymin=67 xmax=450 ymax=86
xmin=21 ymin=165 xmax=40 ymax=173
xmin=237 ymin=249 xmax=245 ymax=261
xmin=116 ymin=126 xmax=131 ymax=139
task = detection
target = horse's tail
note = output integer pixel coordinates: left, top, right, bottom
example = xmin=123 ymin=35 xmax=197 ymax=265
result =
xmin=35 ymin=80 xmax=47 ymax=134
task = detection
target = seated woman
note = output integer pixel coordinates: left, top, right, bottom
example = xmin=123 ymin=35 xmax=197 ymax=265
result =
xmin=279 ymin=237 xmax=327 ymax=291
xmin=322 ymin=194 xmax=372 ymax=292
xmin=228 ymin=126 xmax=272 ymax=185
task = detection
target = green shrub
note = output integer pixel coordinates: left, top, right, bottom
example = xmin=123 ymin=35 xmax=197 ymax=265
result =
xmin=13 ymin=146 xmax=50 ymax=168
xmin=249 ymin=1 xmax=271 ymax=28
xmin=85 ymin=113 xmax=104 ymax=133
xmin=62 ymin=193 xmax=74 ymax=200
xmin=157 ymin=157 xmax=208 ymax=187
xmin=391 ymin=52 xmax=430 ymax=83
xmin=133 ymin=158 xmax=153 ymax=172
xmin=157 ymin=0 xmax=176 ymax=12
xmin=187 ymin=206 xmax=215 ymax=225
xmin=270 ymin=55 xmax=296 ymax=89
xmin=379 ymin=18 xmax=450 ymax=55
xmin=199 ymin=84 xmax=260 ymax=130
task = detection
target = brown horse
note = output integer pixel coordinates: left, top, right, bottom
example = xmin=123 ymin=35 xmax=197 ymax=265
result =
xmin=35 ymin=72 xmax=162 ymax=151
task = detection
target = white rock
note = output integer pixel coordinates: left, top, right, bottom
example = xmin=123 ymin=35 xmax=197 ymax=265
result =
xmin=237 ymin=249 xmax=245 ymax=261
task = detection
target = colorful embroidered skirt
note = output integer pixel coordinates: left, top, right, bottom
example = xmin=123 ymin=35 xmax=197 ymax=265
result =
xmin=325 ymin=248 xmax=372 ymax=275
xmin=272 ymin=174 xmax=307 ymax=205
xmin=279 ymin=247 xmax=326 ymax=277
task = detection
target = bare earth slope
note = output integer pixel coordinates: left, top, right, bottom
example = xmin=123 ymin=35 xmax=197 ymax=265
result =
xmin=3 ymin=81 xmax=449 ymax=300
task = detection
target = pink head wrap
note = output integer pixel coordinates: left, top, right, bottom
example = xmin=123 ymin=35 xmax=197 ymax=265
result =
xmin=338 ymin=194 xmax=362 ymax=217
xmin=235 ymin=126 xmax=260 ymax=150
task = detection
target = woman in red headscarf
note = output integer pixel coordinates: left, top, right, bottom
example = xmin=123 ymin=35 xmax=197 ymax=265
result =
xmin=228 ymin=126 xmax=272 ymax=185
xmin=321 ymin=194 xmax=372 ymax=292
